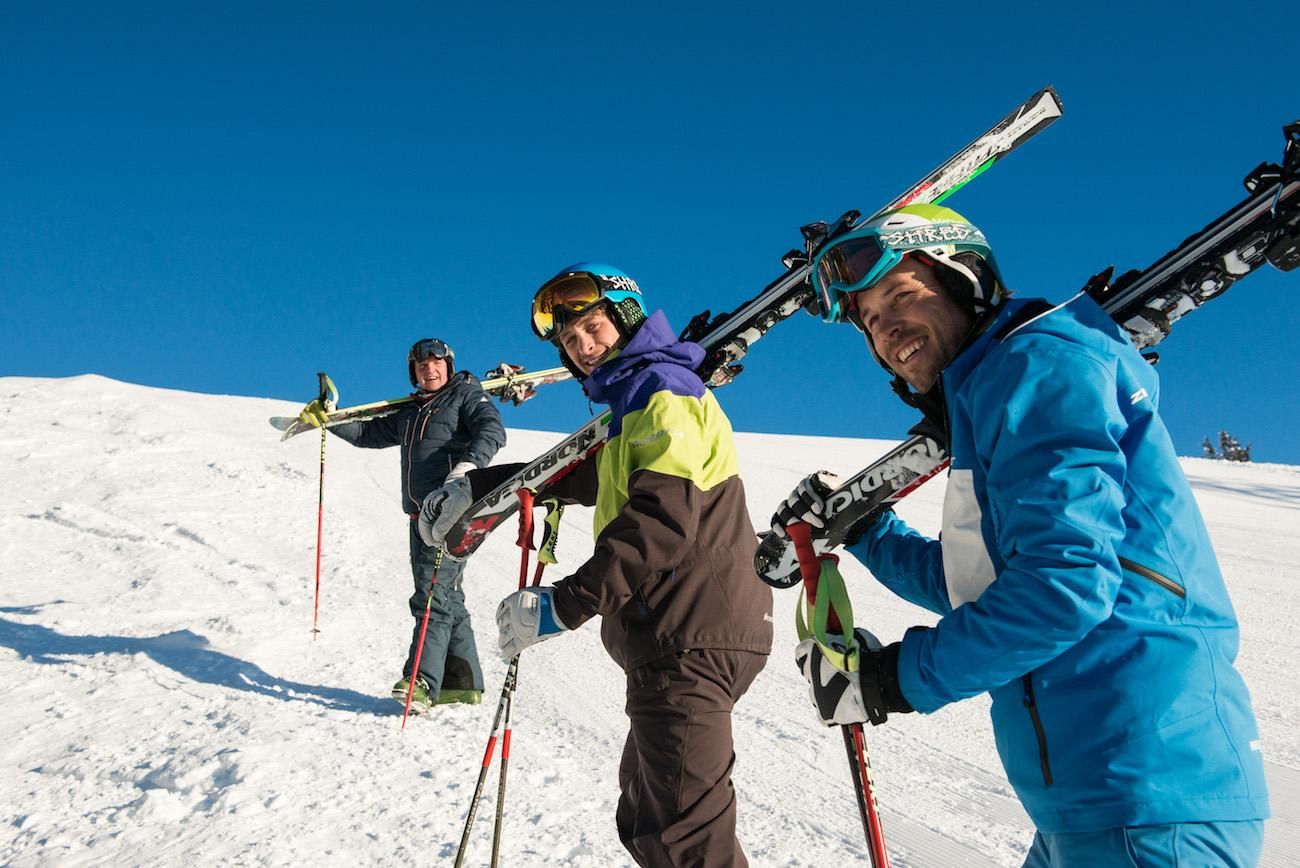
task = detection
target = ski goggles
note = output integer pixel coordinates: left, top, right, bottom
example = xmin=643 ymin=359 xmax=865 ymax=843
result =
xmin=809 ymin=231 xmax=903 ymax=325
xmin=409 ymin=338 xmax=454 ymax=362
xmin=530 ymin=274 xmax=612 ymax=340
xmin=810 ymin=221 xmax=987 ymax=324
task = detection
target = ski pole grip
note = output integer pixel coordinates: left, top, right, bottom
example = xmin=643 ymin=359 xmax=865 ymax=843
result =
xmin=786 ymin=522 xmax=821 ymax=595
xmin=515 ymin=488 xmax=537 ymax=591
xmin=788 ymin=522 xmax=847 ymax=635
xmin=316 ymin=372 xmax=338 ymax=410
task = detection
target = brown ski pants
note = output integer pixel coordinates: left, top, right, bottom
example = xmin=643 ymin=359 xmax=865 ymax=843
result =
xmin=616 ymin=648 xmax=767 ymax=868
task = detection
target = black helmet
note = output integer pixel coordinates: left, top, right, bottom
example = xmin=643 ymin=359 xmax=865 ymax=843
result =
xmin=407 ymin=338 xmax=455 ymax=386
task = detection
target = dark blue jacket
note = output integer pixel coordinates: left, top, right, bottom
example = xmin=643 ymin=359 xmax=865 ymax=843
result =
xmin=330 ymin=372 xmax=506 ymax=514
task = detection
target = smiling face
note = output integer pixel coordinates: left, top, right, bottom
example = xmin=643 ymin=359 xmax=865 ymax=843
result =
xmin=851 ymin=256 xmax=974 ymax=393
xmin=412 ymin=356 xmax=450 ymax=392
xmin=556 ymin=304 xmax=623 ymax=376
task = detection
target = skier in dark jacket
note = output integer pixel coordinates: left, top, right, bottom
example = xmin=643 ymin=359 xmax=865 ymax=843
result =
xmin=299 ymin=338 xmax=506 ymax=712
xmin=773 ymin=205 xmax=1269 ymax=867
xmin=489 ymin=264 xmax=773 ymax=867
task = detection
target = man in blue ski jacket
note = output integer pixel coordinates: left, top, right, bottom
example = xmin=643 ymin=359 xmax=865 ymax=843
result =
xmin=772 ymin=204 xmax=1269 ymax=866
xmin=298 ymin=338 xmax=506 ymax=712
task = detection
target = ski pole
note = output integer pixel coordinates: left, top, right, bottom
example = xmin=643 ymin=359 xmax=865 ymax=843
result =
xmin=488 ymin=488 xmax=545 ymax=866
xmin=455 ymin=657 xmax=517 ymax=868
xmin=787 ymin=521 xmax=890 ymax=868
xmin=455 ymin=490 xmax=534 ymax=867
xmin=455 ymin=491 xmax=563 ymax=867
xmin=486 ymin=488 xmax=536 ymax=867
xmin=490 ymin=676 xmax=515 ymax=868
xmin=490 ymin=495 xmax=562 ymax=866
xmin=311 ymin=372 xmax=337 ymax=639
xmin=400 ymin=547 xmax=443 ymax=730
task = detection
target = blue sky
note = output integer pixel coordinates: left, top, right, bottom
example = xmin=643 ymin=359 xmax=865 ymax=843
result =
xmin=3 ymin=5 xmax=1297 ymax=463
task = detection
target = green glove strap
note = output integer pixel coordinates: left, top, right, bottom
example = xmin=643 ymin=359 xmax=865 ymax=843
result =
xmin=537 ymin=498 xmax=564 ymax=566
xmin=794 ymin=557 xmax=860 ymax=673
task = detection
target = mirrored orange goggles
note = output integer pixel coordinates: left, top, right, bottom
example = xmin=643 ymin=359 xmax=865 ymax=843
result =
xmin=530 ymin=274 xmax=606 ymax=339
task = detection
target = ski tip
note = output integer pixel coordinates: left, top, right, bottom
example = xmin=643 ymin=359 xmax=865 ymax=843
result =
xmin=1038 ymin=84 xmax=1064 ymax=115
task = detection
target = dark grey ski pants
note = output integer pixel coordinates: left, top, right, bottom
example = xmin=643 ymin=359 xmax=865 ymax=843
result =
xmin=616 ymin=648 xmax=766 ymax=868
xmin=404 ymin=523 xmax=483 ymax=693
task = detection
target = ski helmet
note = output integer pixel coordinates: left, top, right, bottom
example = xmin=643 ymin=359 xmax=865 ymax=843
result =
xmin=531 ymin=263 xmax=648 ymax=379
xmin=530 ymin=263 xmax=647 ymax=342
xmin=810 ymin=203 xmax=1005 ymax=329
xmin=407 ymin=337 xmax=455 ymax=386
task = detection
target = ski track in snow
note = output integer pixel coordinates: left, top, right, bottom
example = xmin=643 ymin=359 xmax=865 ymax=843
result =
xmin=1 ymin=375 xmax=1296 ymax=866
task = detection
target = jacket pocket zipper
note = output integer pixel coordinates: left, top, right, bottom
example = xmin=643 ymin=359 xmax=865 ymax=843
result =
xmin=1119 ymin=557 xmax=1185 ymax=598
xmin=1022 ymin=674 xmax=1053 ymax=786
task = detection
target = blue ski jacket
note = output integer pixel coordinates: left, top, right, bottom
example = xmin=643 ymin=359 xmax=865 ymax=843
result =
xmin=847 ymin=294 xmax=1269 ymax=833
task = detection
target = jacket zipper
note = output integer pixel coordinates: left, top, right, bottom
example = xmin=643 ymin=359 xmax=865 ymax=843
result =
xmin=417 ymin=404 xmax=432 ymax=441
xmin=403 ymin=415 xmax=417 ymax=512
xmin=1022 ymin=674 xmax=1053 ymax=786
xmin=1015 ymin=560 xmax=1180 ymax=791
xmin=1119 ymin=556 xmax=1185 ymax=598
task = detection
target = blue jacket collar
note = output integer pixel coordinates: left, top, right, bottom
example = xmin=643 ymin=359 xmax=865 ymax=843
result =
xmin=941 ymin=299 xmax=1034 ymax=394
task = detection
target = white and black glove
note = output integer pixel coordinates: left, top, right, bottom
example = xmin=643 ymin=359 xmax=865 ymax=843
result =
xmin=446 ymin=461 xmax=476 ymax=481
xmin=795 ymin=628 xmax=914 ymax=727
xmin=496 ymin=587 xmax=570 ymax=660
xmin=417 ymin=476 xmax=474 ymax=548
xmin=771 ymin=471 xmax=843 ymax=540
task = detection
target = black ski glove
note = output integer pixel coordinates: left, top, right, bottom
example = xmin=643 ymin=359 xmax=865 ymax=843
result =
xmin=771 ymin=471 xmax=842 ymax=540
xmin=795 ymin=628 xmax=919 ymax=727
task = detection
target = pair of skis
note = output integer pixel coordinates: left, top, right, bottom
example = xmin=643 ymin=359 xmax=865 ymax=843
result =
xmin=437 ymin=85 xmax=1067 ymax=562
xmin=268 ymin=362 xmax=571 ymax=441
xmin=754 ymin=119 xmax=1300 ymax=587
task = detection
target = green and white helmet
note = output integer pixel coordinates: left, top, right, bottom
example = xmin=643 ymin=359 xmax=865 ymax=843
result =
xmin=810 ymin=203 xmax=1006 ymax=326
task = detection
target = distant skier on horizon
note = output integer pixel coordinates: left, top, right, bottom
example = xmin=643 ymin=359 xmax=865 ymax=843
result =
xmin=298 ymin=338 xmax=505 ymax=712
xmin=772 ymin=204 xmax=1270 ymax=867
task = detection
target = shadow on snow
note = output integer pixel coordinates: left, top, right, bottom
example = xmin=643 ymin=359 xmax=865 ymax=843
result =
xmin=0 ymin=615 xmax=390 ymax=715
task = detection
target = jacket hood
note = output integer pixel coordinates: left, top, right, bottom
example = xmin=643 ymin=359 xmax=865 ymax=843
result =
xmin=584 ymin=311 xmax=704 ymax=405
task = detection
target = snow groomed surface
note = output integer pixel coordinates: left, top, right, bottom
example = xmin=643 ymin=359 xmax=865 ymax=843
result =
xmin=2 ymin=375 xmax=1295 ymax=866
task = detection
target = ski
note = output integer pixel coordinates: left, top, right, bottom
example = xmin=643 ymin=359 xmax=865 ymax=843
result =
xmin=755 ymin=120 xmax=1300 ymax=587
xmin=269 ymin=363 xmax=572 ymax=441
xmin=441 ymin=86 xmax=1065 ymax=560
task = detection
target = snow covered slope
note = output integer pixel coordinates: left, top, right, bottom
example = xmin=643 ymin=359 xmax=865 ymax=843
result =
xmin=2 ymin=375 xmax=1296 ymax=866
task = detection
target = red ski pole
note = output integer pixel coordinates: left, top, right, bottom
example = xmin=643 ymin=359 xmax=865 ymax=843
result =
xmin=400 ymin=547 xmax=443 ymax=730
xmin=787 ymin=521 xmax=890 ymax=868
xmin=310 ymin=372 xmax=335 ymax=639
xmin=456 ymin=488 xmax=551 ymax=867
